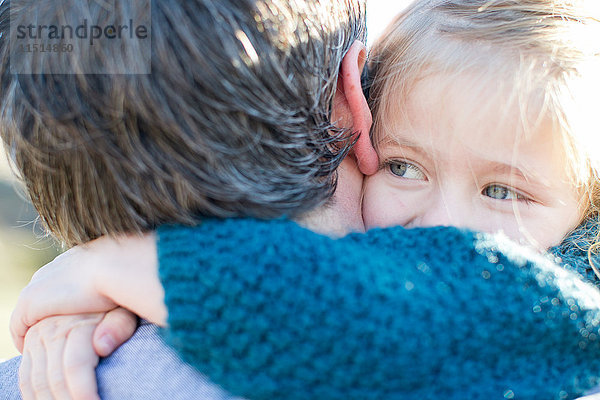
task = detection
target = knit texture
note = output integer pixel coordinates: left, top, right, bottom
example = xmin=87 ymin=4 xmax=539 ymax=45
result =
xmin=158 ymin=218 xmax=600 ymax=400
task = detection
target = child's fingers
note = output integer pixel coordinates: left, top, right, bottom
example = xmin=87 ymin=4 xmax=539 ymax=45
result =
xmin=44 ymin=332 xmax=72 ymax=400
xmin=18 ymin=347 xmax=35 ymax=400
xmin=10 ymin=258 xmax=71 ymax=353
xmin=93 ymin=307 xmax=138 ymax=357
xmin=63 ymin=322 xmax=101 ymax=400
xmin=10 ymin=274 xmax=71 ymax=353
xmin=20 ymin=327 xmax=52 ymax=400
xmin=11 ymin=295 xmax=32 ymax=353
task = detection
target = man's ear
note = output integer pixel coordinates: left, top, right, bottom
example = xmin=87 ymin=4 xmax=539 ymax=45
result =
xmin=333 ymin=40 xmax=379 ymax=175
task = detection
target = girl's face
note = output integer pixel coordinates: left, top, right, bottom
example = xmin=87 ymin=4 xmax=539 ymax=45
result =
xmin=363 ymin=73 xmax=585 ymax=249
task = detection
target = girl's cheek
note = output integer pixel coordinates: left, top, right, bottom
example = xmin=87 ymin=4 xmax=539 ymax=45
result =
xmin=362 ymin=180 xmax=415 ymax=230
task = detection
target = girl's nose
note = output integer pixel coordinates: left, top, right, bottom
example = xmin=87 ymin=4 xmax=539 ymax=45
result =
xmin=416 ymin=199 xmax=456 ymax=228
xmin=408 ymin=188 xmax=472 ymax=229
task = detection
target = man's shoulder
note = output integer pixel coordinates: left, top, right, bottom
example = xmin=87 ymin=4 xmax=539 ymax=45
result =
xmin=0 ymin=356 xmax=20 ymax=400
xmin=98 ymin=321 xmax=244 ymax=399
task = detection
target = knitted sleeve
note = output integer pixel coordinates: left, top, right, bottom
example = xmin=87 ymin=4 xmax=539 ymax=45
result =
xmin=157 ymin=218 xmax=600 ymax=400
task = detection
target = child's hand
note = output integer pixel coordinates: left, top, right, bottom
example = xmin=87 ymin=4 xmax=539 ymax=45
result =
xmin=11 ymin=233 xmax=166 ymax=353
xmin=10 ymin=245 xmax=118 ymax=354
xmin=18 ymin=309 xmax=137 ymax=400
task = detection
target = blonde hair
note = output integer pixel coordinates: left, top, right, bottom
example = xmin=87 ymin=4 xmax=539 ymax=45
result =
xmin=367 ymin=0 xmax=600 ymax=270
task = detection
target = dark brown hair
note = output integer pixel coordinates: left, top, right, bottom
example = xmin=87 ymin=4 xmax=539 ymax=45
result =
xmin=0 ymin=0 xmax=367 ymax=246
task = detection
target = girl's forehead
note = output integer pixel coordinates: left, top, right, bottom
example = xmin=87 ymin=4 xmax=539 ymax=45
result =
xmin=380 ymin=70 xmax=549 ymax=144
xmin=376 ymin=71 xmax=570 ymax=182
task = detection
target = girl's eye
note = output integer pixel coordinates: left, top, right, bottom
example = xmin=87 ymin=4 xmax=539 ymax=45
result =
xmin=483 ymin=184 xmax=524 ymax=201
xmin=389 ymin=161 xmax=426 ymax=180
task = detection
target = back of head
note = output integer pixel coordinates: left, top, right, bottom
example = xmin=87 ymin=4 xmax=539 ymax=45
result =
xmin=0 ymin=0 xmax=366 ymax=246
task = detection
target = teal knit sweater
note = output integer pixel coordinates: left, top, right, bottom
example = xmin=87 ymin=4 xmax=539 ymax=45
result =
xmin=157 ymin=218 xmax=600 ymax=400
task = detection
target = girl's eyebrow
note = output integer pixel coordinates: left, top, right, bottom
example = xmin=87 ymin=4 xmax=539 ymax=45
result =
xmin=486 ymin=161 xmax=552 ymax=191
xmin=490 ymin=162 xmax=527 ymax=179
xmin=378 ymin=135 xmax=430 ymax=155
xmin=377 ymin=138 xmax=432 ymax=161
xmin=379 ymin=133 xmax=422 ymax=148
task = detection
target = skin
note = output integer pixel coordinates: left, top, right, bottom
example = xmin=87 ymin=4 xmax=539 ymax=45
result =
xmin=363 ymin=72 xmax=585 ymax=249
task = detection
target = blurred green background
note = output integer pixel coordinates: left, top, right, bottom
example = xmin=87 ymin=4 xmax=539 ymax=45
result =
xmin=0 ymin=145 xmax=61 ymax=361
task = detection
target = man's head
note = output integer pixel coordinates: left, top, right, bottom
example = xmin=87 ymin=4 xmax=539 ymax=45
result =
xmin=0 ymin=0 xmax=372 ymax=246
